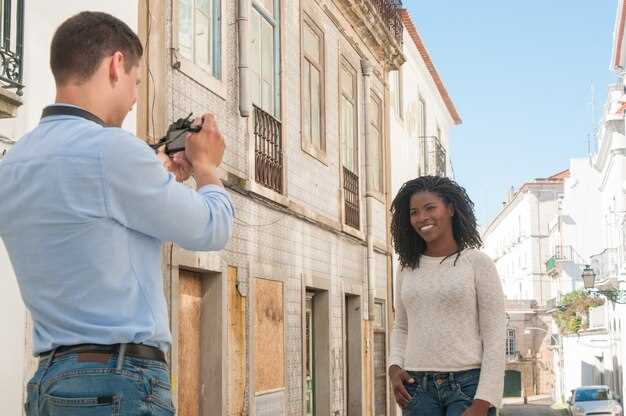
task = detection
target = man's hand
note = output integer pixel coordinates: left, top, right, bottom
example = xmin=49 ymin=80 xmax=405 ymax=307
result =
xmin=157 ymin=147 xmax=192 ymax=182
xmin=389 ymin=365 xmax=415 ymax=408
xmin=185 ymin=113 xmax=225 ymax=187
xmin=463 ymin=399 xmax=491 ymax=416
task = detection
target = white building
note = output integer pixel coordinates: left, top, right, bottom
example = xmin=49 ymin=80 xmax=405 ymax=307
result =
xmin=387 ymin=10 xmax=461 ymax=295
xmin=388 ymin=9 xmax=461 ymax=197
xmin=483 ymin=172 xmax=566 ymax=306
xmin=542 ymin=1 xmax=626 ymax=402
xmin=0 ymin=2 xmax=138 ymax=414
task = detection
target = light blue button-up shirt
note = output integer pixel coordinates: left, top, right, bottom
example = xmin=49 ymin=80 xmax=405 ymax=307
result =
xmin=0 ymin=105 xmax=234 ymax=354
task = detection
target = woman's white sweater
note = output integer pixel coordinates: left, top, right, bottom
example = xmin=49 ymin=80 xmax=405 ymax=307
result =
xmin=389 ymin=249 xmax=506 ymax=408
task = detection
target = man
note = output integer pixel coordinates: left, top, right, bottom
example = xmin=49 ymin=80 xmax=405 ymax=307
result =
xmin=0 ymin=11 xmax=234 ymax=415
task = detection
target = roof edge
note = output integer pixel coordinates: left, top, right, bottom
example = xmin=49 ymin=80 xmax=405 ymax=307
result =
xmin=398 ymin=9 xmax=462 ymax=125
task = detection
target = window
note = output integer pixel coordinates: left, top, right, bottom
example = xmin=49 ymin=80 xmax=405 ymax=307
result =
xmin=340 ymin=59 xmax=359 ymax=229
xmin=340 ymin=60 xmax=357 ymax=173
xmin=301 ymin=16 xmax=324 ymax=152
xmin=250 ymin=0 xmax=280 ymax=117
xmin=417 ymin=97 xmax=427 ymax=175
xmin=417 ymin=97 xmax=426 ymax=139
xmin=506 ymin=329 xmax=516 ymax=355
xmin=177 ymin=0 xmax=221 ymax=78
xmin=369 ymin=94 xmax=383 ymax=193
xmin=389 ymin=69 xmax=402 ymax=119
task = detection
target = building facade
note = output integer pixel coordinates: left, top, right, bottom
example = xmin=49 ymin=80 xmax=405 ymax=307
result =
xmin=483 ymin=172 xmax=566 ymax=305
xmin=139 ymin=1 xmax=404 ymax=415
xmin=387 ymin=9 xmax=461 ymax=199
xmin=483 ymin=174 xmax=566 ymax=400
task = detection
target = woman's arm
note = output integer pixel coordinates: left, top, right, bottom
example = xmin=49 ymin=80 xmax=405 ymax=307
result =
xmin=473 ymin=253 xmax=506 ymax=410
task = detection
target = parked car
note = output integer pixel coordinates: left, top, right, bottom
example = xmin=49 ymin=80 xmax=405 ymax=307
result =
xmin=568 ymin=386 xmax=622 ymax=416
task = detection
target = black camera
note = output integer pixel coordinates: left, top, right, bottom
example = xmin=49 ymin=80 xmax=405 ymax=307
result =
xmin=149 ymin=113 xmax=201 ymax=155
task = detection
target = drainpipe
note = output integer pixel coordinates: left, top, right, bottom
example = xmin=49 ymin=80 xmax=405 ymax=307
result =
xmin=362 ymin=59 xmax=375 ymax=321
xmin=238 ymin=0 xmax=250 ymax=117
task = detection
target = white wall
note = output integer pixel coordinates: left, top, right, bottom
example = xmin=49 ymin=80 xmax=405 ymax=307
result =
xmin=483 ymin=184 xmax=562 ymax=304
xmin=0 ymin=2 xmax=138 ymax=414
xmin=562 ymin=333 xmax=611 ymax=396
xmin=388 ymin=19 xmax=457 ymax=281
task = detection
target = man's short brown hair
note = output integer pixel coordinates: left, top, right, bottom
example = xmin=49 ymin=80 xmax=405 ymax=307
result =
xmin=50 ymin=11 xmax=143 ymax=85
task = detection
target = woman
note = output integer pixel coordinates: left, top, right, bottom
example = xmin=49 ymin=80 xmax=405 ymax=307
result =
xmin=388 ymin=176 xmax=505 ymax=416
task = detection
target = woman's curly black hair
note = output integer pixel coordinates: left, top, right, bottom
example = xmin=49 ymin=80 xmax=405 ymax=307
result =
xmin=390 ymin=176 xmax=482 ymax=269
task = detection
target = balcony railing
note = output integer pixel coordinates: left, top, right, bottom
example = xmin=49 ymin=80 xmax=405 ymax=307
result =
xmin=546 ymin=245 xmax=586 ymax=273
xmin=254 ymin=105 xmax=283 ymax=193
xmin=0 ymin=0 xmax=24 ymax=95
xmin=370 ymin=0 xmax=403 ymax=45
xmin=590 ymin=248 xmax=619 ymax=281
xmin=343 ymin=167 xmax=360 ymax=229
xmin=418 ymin=136 xmax=447 ymax=177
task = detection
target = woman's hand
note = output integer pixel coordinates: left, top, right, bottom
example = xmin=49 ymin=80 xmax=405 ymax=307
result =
xmin=463 ymin=399 xmax=491 ymax=416
xmin=389 ymin=365 xmax=415 ymax=408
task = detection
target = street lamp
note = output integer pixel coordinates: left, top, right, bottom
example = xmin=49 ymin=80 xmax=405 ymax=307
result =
xmin=524 ymin=327 xmax=560 ymax=346
xmin=580 ymin=264 xmax=626 ymax=304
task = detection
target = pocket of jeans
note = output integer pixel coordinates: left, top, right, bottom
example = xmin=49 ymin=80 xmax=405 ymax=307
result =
xmin=146 ymin=376 xmax=176 ymax=414
xmin=45 ymin=393 xmax=120 ymax=415
xmin=403 ymin=381 xmax=424 ymax=409
xmin=453 ymin=379 xmax=478 ymax=402
xmin=24 ymin=383 xmax=35 ymax=415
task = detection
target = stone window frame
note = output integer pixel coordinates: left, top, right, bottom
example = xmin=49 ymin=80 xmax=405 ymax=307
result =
xmin=369 ymin=91 xmax=385 ymax=197
xmin=171 ymin=0 xmax=227 ymax=99
xmin=300 ymin=10 xmax=327 ymax=164
xmin=250 ymin=0 xmax=282 ymax=118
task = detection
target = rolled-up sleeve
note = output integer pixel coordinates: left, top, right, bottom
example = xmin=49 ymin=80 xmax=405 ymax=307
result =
xmin=99 ymin=129 xmax=234 ymax=251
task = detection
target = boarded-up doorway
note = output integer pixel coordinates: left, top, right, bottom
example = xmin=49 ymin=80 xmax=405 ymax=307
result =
xmin=345 ymin=294 xmax=362 ymax=415
xmin=178 ymin=269 xmax=223 ymax=416
xmin=254 ymin=278 xmax=286 ymax=415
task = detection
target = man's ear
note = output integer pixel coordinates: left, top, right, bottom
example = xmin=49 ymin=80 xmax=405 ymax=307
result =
xmin=108 ymin=51 xmax=125 ymax=84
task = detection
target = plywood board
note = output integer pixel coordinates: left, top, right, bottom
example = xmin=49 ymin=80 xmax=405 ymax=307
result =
xmin=179 ymin=270 xmax=202 ymax=416
xmin=228 ymin=266 xmax=246 ymax=416
xmin=254 ymin=278 xmax=285 ymax=393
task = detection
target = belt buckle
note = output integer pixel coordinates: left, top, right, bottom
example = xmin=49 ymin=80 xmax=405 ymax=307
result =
xmin=435 ymin=377 xmax=445 ymax=385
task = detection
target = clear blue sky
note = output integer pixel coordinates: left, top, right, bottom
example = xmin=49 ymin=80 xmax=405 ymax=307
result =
xmin=406 ymin=0 xmax=618 ymax=226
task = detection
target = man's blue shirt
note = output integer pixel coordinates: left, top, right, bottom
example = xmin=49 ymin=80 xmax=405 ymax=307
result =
xmin=0 ymin=106 xmax=234 ymax=354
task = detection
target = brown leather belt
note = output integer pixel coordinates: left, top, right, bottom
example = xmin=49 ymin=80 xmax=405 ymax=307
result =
xmin=38 ymin=343 xmax=166 ymax=364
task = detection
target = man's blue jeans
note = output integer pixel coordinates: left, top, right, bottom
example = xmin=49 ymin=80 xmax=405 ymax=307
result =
xmin=25 ymin=351 xmax=175 ymax=415
xmin=402 ymin=369 xmax=498 ymax=416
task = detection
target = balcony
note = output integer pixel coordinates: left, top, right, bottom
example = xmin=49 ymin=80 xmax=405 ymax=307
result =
xmin=254 ymin=105 xmax=283 ymax=194
xmin=334 ymin=0 xmax=405 ymax=69
xmin=590 ymin=248 xmax=619 ymax=281
xmin=545 ymin=245 xmax=585 ymax=274
xmin=418 ymin=136 xmax=447 ymax=177
xmin=0 ymin=0 xmax=24 ymax=117
xmin=343 ymin=167 xmax=360 ymax=229
xmin=369 ymin=0 xmax=403 ymax=45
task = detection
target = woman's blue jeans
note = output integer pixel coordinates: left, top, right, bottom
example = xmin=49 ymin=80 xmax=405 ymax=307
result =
xmin=402 ymin=369 xmax=498 ymax=416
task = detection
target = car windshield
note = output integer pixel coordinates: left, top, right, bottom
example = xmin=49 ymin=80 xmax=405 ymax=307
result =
xmin=575 ymin=388 xmax=612 ymax=402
